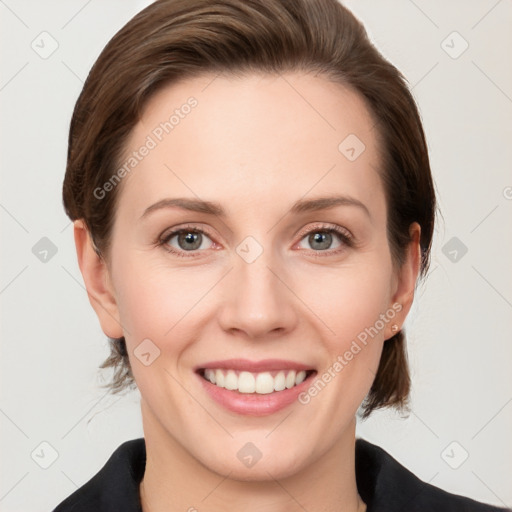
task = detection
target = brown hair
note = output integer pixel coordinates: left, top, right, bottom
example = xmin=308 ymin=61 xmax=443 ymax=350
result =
xmin=63 ymin=0 xmax=436 ymax=419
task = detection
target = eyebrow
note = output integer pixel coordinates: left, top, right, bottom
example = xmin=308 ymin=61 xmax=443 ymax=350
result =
xmin=140 ymin=195 xmax=370 ymax=220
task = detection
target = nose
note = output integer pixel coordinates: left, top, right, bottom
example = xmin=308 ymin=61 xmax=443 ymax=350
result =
xmin=217 ymin=246 xmax=299 ymax=340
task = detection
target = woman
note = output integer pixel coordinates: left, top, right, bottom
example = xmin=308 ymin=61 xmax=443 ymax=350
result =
xmin=52 ymin=0 xmax=510 ymax=510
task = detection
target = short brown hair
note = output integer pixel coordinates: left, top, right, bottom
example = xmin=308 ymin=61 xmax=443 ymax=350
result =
xmin=63 ymin=0 xmax=436 ymax=419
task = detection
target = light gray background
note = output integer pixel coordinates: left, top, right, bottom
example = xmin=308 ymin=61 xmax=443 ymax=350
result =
xmin=1 ymin=1 xmax=511 ymax=510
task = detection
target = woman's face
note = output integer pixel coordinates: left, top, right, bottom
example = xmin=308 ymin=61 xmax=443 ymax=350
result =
xmin=81 ymin=72 xmax=418 ymax=479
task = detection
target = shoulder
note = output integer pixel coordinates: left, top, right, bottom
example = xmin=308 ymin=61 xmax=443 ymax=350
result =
xmin=51 ymin=438 xmax=146 ymax=512
xmin=355 ymin=437 xmax=510 ymax=512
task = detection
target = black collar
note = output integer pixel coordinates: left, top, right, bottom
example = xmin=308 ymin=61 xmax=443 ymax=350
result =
xmin=52 ymin=437 xmax=509 ymax=511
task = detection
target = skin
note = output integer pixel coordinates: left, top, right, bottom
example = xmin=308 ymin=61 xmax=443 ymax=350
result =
xmin=74 ymin=72 xmax=421 ymax=512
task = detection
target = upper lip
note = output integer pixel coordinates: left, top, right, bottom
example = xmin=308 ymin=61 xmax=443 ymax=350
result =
xmin=195 ymin=359 xmax=315 ymax=373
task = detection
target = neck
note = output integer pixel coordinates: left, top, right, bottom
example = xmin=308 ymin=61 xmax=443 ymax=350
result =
xmin=139 ymin=403 xmax=365 ymax=512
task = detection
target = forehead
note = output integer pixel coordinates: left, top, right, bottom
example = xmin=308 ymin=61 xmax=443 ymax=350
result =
xmin=116 ymin=71 xmax=384 ymax=222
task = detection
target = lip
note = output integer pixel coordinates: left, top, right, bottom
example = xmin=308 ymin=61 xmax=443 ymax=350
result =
xmin=195 ymin=359 xmax=317 ymax=416
xmin=195 ymin=358 xmax=315 ymax=373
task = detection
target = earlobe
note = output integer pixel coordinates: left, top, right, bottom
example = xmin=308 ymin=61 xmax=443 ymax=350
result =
xmin=73 ymin=220 xmax=124 ymax=339
xmin=386 ymin=222 xmax=422 ymax=339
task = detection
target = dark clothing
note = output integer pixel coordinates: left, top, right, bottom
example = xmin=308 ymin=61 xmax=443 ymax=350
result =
xmin=52 ymin=437 xmax=510 ymax=511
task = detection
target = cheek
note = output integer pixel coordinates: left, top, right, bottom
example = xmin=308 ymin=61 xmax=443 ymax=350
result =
xmin=111 ymin=254 xmax=221 ymax=361
xmin=113 ymin=259 xmax=184 ymax=340
xmin=301 ymin=260 xmax=394 ymax=340
xmin=300 ymin=256 xmax=394 ymax=399
xmin=111 ymin=259 xmax=195 ymax=398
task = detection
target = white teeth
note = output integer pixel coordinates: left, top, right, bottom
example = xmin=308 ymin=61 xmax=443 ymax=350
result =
xmin=202 ymin=369 xmax=311 ymax=394
xmin=274 ymin=371 xmax=286 ymax=391
xmin=238 ymin=371 xmax=255 ymax=393
xmin=204 ymin=369 xmax=216 ymax=384
xmin=295 ymin=370 xmax=306 ymax=385
xmin=255 ymin=372 xmax=275 ymax=394
xmin=224 ymin=370 xmax=238 ymax=391
xmin=285 ymin=371 xmax=296 ymax=389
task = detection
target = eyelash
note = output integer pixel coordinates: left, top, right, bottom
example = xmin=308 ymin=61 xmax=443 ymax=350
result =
xmin=156 ymin=223 xmax=354 ymax=259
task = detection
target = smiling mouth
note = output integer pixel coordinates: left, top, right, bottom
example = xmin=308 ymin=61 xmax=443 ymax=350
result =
xmin=197 ymin=368 xmax=317 ymax=394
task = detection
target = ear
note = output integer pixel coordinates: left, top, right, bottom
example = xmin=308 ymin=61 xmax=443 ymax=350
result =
xmin=385 ymin=222 xmax=422 ymax=339
xmin=73 ymin=219 xmax=124 ymax=339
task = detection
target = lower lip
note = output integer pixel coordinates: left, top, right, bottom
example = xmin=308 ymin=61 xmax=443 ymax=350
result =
xmin=196 ymin=371 xmax=316 ymax=416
